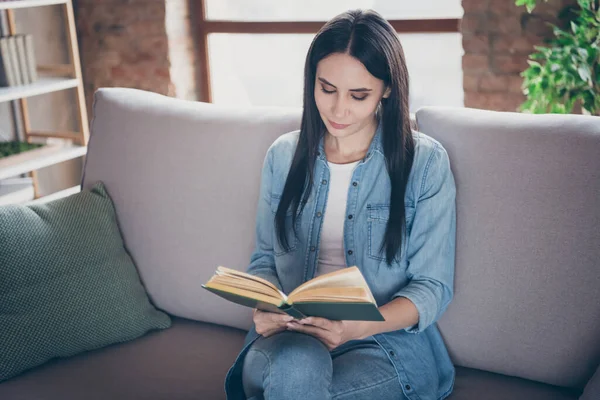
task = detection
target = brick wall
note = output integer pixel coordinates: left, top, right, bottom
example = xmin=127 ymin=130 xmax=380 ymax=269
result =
xmin=461 ymin=0 xmax=573 ymax=111
xmin=75 ymin=0 xmax=198 ymax=117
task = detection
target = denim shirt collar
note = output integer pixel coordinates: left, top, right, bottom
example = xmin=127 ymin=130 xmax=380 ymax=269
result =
xmin=317 ymin=118 xmax=383 ymax=163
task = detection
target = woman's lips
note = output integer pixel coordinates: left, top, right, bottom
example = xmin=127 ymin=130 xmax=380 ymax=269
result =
xmin=328 ymin=119 xmax=351 ymax=130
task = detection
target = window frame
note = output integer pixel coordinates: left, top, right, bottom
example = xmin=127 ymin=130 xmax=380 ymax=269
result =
xmin=193 ymin=0 xmax=460 ymax=102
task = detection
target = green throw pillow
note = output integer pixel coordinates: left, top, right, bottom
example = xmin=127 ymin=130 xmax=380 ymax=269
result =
xmin=0 ymin=181 xmax=171 ymax=382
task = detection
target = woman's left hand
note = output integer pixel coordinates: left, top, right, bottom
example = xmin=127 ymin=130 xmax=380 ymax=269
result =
xmin=286 ymin=317 xmax=366 ymax=351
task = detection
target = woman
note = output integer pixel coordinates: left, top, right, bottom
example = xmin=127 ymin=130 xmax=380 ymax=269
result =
xmin=225 ymin=9 xmax=456 ymax=400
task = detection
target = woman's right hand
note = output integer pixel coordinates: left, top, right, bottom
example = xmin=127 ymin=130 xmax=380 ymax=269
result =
xmin=253 ymin=308 xmax=295 ymax=337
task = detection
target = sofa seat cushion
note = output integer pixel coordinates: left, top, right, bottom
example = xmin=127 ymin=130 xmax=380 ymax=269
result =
xmin=0 ymin=318 xmax=246 ymax=400
xmin=450 ymin=367 xmax=581 ymax=400
xmin=0 ymin=317 xmax=582 ymax=400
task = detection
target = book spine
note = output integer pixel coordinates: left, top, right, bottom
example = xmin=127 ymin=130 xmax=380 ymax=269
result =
xmin=15 ymin=34 xmax=29 ymax=85
xmin=24 ymin=34 xmax=36 ymax=82
xmin=0 ymin=10 xmax=9 ymax=37
xmin=279 ymin=304 xmax=307 ymax=319
xmin=0 ymin=37 xmax=14 ymax=87
xmin=6 ymin=36 xmax=22 ymax=86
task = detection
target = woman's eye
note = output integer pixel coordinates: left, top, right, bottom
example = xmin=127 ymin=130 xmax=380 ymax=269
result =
xmin=352 ymin=95 xmax=368 ymax=101
xmin=320 ymin=86 xmax=335 ymax=94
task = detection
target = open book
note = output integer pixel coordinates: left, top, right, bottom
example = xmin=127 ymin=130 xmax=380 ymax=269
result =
xmin=202 ymin=266 xmax=385 ymax=321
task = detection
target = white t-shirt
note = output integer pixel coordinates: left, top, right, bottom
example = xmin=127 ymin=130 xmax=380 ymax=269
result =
xmin=316 ymin=160 xmax=360 ymax=277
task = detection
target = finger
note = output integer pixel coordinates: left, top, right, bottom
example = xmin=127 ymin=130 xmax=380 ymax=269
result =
xmin=272 ymin=312 xmax=295 ymax=323
xmin=289 ymin=322 xmax=341 ymax=349
xmin=287 ymin=321 xmax=329 ymax=338
xmin=263 ymin=326 xmax=286 ymax=338
xmin=261 ymin=311 xmax=292 ymax=322
xmin=298 ymin=316 xmax=332 ymax=330
xmin=287 ymin=322 xmax=335 ymax=348
xmin=256 ymin=311 xmax=289 ymax=325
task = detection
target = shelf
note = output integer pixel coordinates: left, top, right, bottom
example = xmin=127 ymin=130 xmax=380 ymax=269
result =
xmin=0 ymin=178 xmax=34 ymax=205
xmin=0 ymin=143 xmax=86 ymax=180
xmin=0 ymin=77 xmax=79 ymax=103
xmin=26 ymin=184 xmax=80 ymax=205
xmin=0 ymin=0 xmax=67 ymax=11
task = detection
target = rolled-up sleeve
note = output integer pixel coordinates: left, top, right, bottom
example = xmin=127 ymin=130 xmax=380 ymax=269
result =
xmin=246 ymin=146 xmax=284 ymax=292
xmin=392 ymin=142 xmax=456 ymax=333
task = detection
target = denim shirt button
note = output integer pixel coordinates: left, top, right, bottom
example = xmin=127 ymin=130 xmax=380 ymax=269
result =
xmin=389 ymin=350 xmax=395 ymax=356
xmin=316 ymin=212 xmax=322 ymax=218
xmin=310 ymin=246 xmax=316 ymax=252
xmin=352 ymin=182 xmax=358 ymax=187
xmin=348 ymin=215 xmax=353 ymax=220
xmin=322 ymin=179 xmax=327 ymax=185
xmin=405 ymin=384 xmax=411 ymax=391
xmin=347 ymin=250 xmax=353 ymax=255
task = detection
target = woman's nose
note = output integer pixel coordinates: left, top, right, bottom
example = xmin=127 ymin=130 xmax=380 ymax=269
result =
xmin=332 ymin=96 xmax=349 ymax=119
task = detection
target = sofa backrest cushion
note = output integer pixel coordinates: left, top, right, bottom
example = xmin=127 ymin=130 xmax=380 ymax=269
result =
xmin=416 ymin=106 xmax=600 ymax=390
xmin=83 ymin=88 xmax=301 ymax=331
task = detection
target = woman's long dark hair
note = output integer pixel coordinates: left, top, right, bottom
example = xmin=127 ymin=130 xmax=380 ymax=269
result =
xmin=275 ymin=9 xmax=415 ymax=266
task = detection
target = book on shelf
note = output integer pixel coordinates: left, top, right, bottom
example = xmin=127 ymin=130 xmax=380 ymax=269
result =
xmin=6 ymin=36 xmax=21 ymax=85
xmin=0 ymin=33 xmax=37 ymax=87
xmin=23 ymin=34 xmax=36 ymax=82
xmin=202 ymin=266 xmax=385 ymax=321
xmin=0 ymin=37 xmax=13 ymax=86
xmin=15 ymin=34 xmax=30 ymax=84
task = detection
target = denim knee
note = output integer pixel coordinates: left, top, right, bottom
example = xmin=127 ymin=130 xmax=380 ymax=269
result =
xmin=242 ymin=331 xmax=333 ymax=398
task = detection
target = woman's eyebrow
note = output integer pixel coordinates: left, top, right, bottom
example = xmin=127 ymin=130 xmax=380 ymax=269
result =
xmin=318 ymin=77 xmax=372 ymax=92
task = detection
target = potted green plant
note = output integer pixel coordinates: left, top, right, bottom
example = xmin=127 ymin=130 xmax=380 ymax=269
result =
xmin=516 ymin=0 xmax=599 ymax=114
xmin=0 ymin=141 xmax=44 ymax=159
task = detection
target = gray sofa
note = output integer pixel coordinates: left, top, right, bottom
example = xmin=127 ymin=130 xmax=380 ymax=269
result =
xmin=0 ymin=88 xmax=598 ymax=400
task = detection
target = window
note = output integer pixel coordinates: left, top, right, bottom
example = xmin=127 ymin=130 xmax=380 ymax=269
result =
xmin=204 ymin=0 xmax=462 ymax=21
xmin=196 ymin=1 xmax=463 ymax=111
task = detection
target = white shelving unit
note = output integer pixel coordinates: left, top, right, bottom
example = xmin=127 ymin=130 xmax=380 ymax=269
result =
xmin=26 ymin=183 xmax=79 ymax=205
xmin=0 ymin=142 xmax=86 ymax=180
xmin=0 ymin=0 xmax=89 ymax=205
xmin=0 ymin=0 xmax=68 ymax=11
xmin=0 ymin=177 xmax=34 ymax=205
xmin=0 ymin=77 xmax=79 ymax=103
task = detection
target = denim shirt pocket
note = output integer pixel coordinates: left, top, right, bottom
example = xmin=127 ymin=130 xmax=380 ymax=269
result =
xmin=270 ymin=194 xmax=298 ymax=256
xmin=367 ymin=203 xmax=416 ymax=263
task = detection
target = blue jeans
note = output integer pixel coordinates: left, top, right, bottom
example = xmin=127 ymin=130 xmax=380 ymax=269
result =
xmin=241 ymin=331 xmax=407 ymax=400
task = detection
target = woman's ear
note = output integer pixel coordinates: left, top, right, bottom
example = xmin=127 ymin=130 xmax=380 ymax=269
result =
xmin=382 ymin=87 xmax=391 ymax=99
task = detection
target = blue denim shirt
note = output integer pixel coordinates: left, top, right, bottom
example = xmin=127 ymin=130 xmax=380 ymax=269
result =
xmin=226 ymin=121 xmax=456 ymax=400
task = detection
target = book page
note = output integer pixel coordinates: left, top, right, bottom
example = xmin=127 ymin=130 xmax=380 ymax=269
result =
xmin=289 ymin=267 xmax=377 ymax=304
xmin=203 ymin=282 xmax=284 ymax=307
xmin=210 ymin=275 xmax=282 ymax=298
xmin=288 ymin=286 xmax=371 ymax=304
xmin=215 ymin=266 xmax=286 ymax=300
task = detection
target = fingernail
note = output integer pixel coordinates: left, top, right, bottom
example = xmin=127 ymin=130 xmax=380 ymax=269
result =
xmin=285 ymin=316 xmax=294 ymax=321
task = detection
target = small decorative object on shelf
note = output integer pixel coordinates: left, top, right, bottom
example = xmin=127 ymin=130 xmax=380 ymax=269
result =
xmin=0 ymin=0 xmax=89 ymax=205
xmin=0 ymin=140 xmax=43 ymax=158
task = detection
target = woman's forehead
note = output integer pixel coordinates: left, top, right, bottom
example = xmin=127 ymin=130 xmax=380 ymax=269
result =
xmin=316 ymin=53 xmax=382 ymax=88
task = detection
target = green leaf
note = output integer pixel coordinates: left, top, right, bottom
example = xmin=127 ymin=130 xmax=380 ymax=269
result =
xmin=515 ymin=0 xmax=538 ymax=13
xmin=516 ymin=0 xmax=599 ymax=115
xmin=577 ymin=66 xmax=592 ymax=84
xmin=577 ymin=48 xmax=589 ymax=59
xmin=571 ymin=21 xmax=579 ymax=34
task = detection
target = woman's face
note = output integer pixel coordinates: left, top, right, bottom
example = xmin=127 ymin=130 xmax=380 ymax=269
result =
xmin=314 ymin=52 xmax=390 ymax=139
